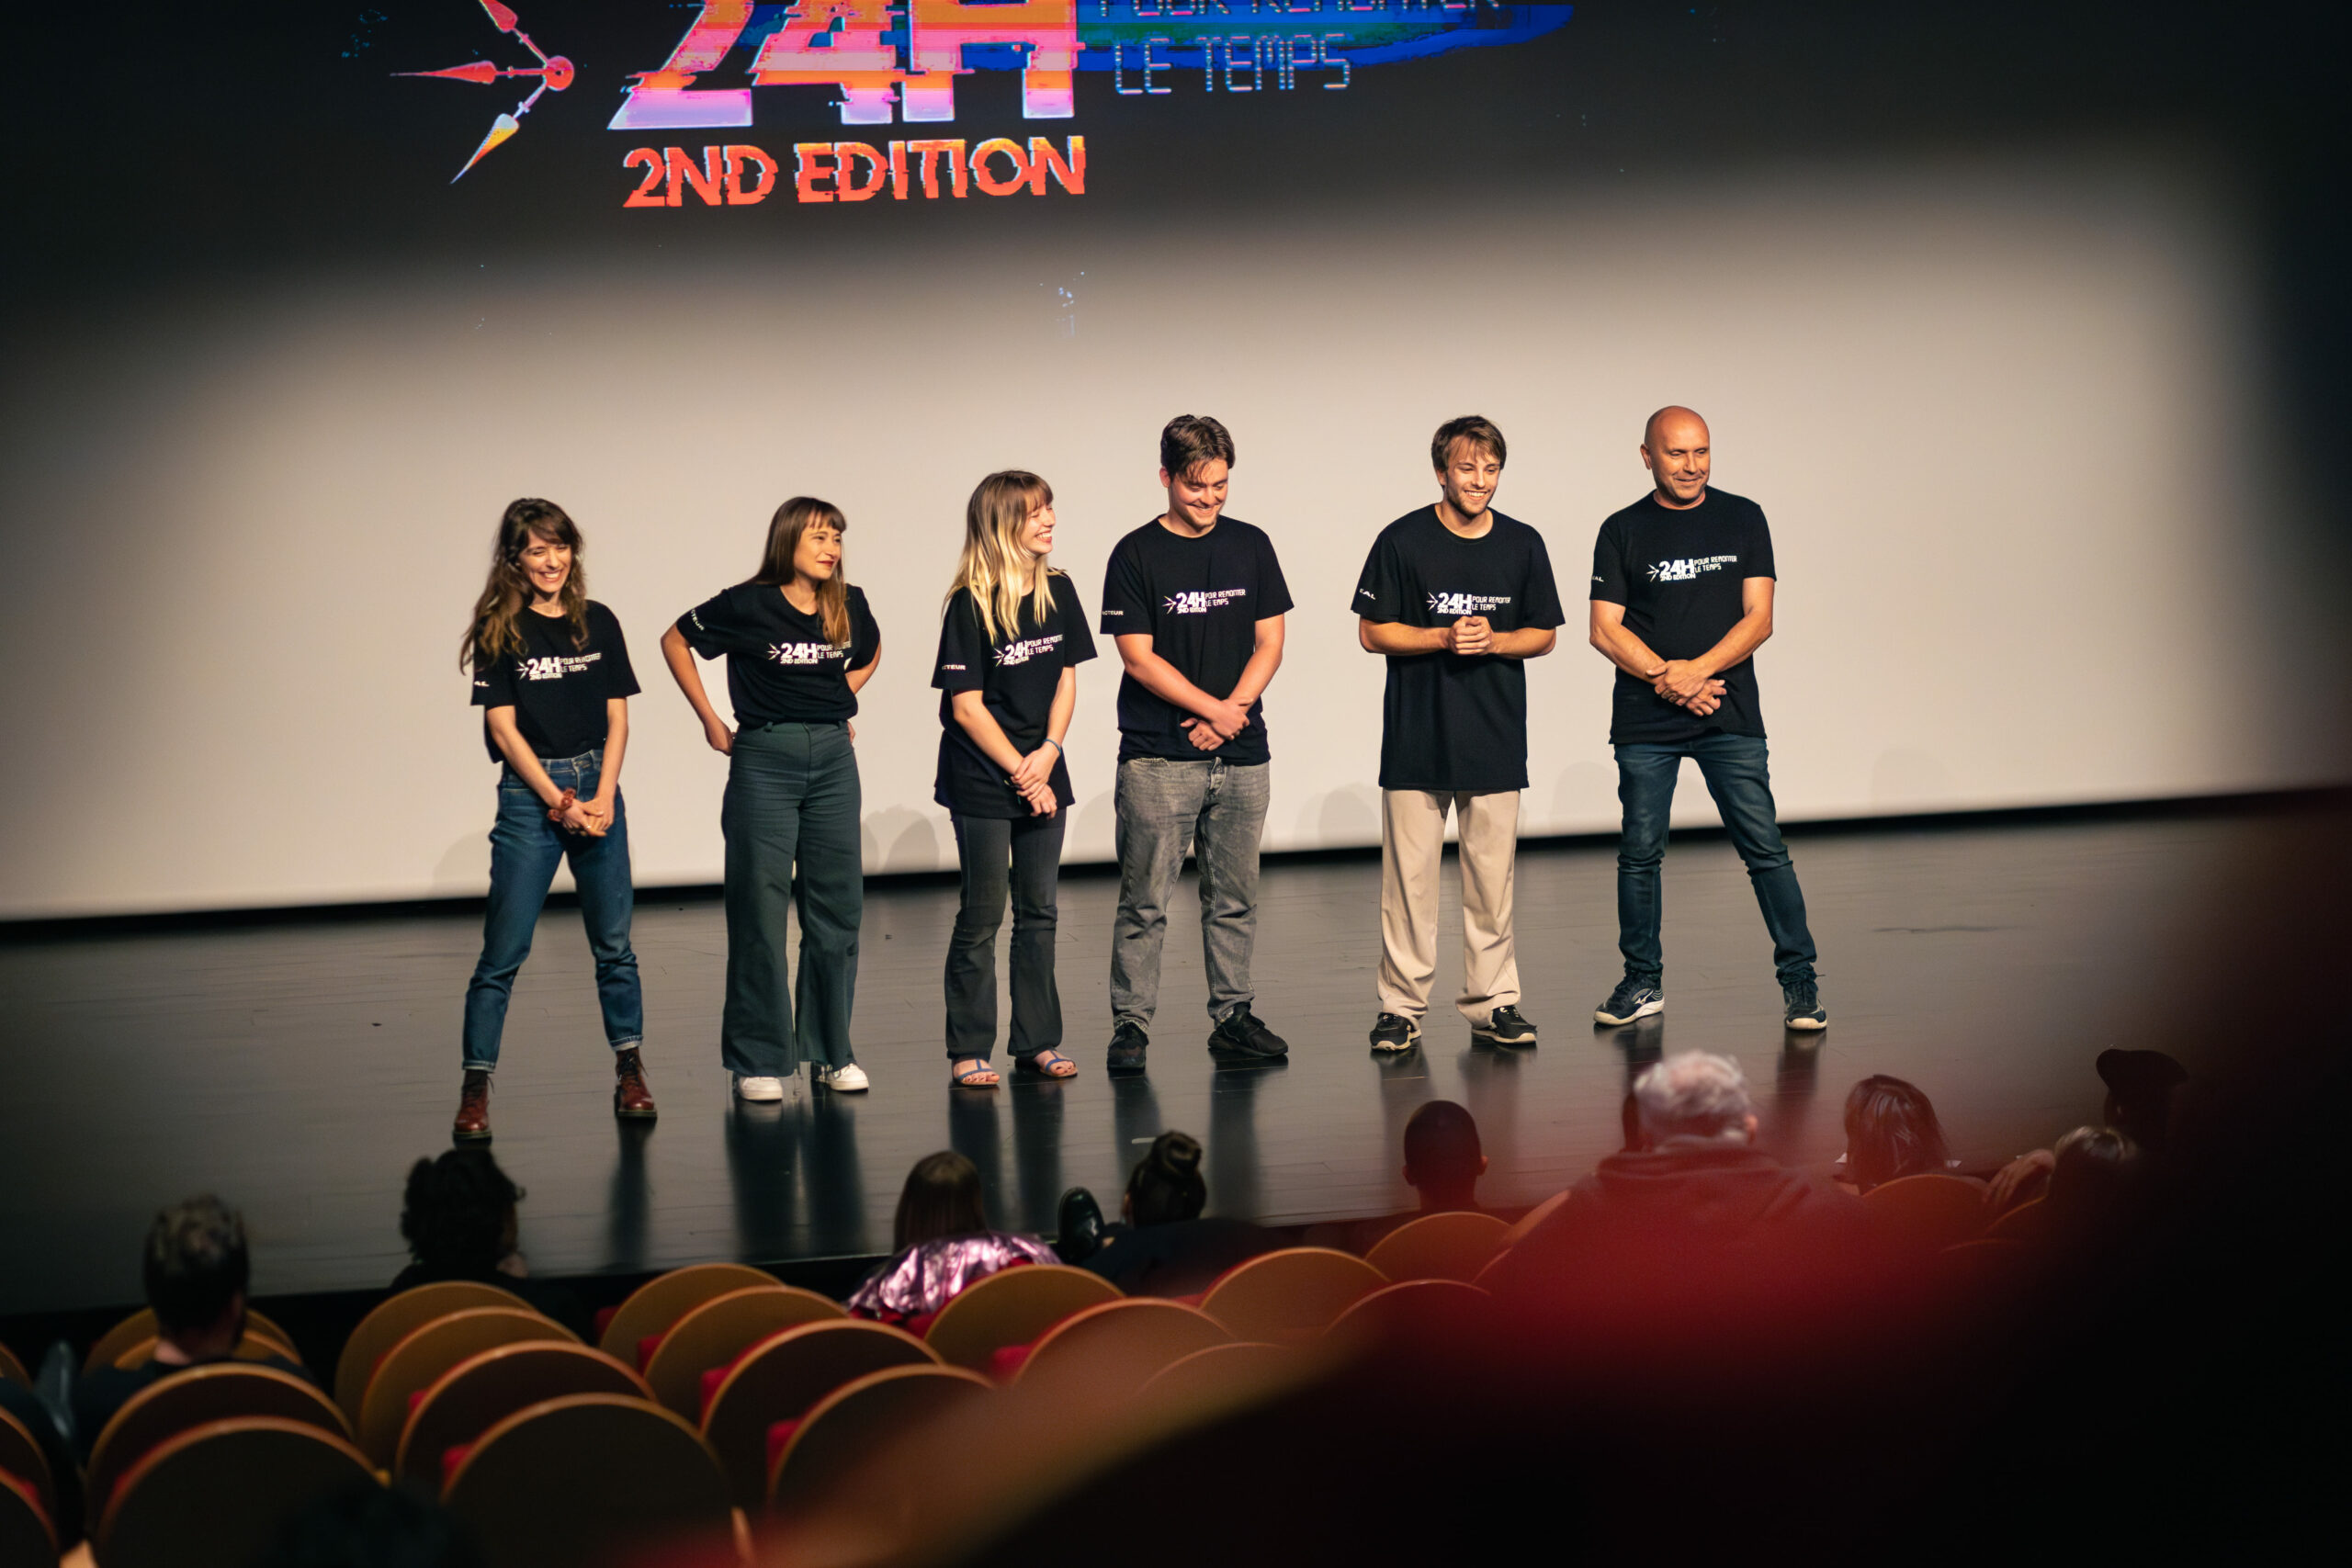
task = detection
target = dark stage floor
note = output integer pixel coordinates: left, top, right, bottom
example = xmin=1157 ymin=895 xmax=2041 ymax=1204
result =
xmin=0 ymin=806 xmax=2279 ymax=1316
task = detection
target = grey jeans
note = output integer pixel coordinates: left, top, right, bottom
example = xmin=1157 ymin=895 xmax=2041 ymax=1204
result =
xmin=1109 ymin=757 xmax=1270 ymax=1029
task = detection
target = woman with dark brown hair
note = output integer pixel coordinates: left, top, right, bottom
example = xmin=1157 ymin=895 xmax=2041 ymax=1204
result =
xmin=662 ymin=498 xmax=882 ymax=1099
xmin=1840 ymin=1075 xmax=1954 ymax=1192
xmin=455 ymin=498 xmax=652 ymax=1142
xmin=845 ymin=1151 xmax=1056 ymax=1323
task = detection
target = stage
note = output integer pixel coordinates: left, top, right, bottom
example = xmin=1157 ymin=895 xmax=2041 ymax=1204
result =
xmin=0 ymin=801 xmax=2291 ymax=1319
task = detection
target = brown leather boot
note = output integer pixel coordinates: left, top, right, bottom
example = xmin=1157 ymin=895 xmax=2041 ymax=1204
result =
xmin=614 ymin=1048 xmax=657 ymax=1120
xmin=453 ymin=1069 xmax=492 ymax=1142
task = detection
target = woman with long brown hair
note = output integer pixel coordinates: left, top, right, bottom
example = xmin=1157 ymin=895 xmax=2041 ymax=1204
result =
xmin=455 ymin=498 xmax=654 ymax=1141
xmin=662 ymin=497 xmax=882 ymax=1097
xmin=932 ymin=470 xmax=1095 ymax=1088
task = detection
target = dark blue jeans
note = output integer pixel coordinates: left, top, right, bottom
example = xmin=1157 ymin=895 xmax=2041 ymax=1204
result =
xmin=722 ymin=721 xmax=863 ymax=1076
xmin=461 ymin=750 xmax=642 ymax=1071
xmin=1615 ymin=733 xmax=1817 ymax=987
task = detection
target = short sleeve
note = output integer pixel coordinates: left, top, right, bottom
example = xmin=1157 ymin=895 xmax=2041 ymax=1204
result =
xmin=1353 ymin=533 xmax=1408 ymax=623
xmin=1746 ymin=505 xmax=1778 ymax=580
xmin=848 ymin=589 xmax=882 ymax=671
xmin=1100 ymin=538 xmax=1149 ymax=637
xmin=933 ymin=592 xmax=987 ymax=693
xmin=1589 ymin=519 xmax=1630 ymax=605
xmin=677 ymin=589 xmax=741 ymax=659
xmin=1520 ymin=529 xmax=1566 ymax=628
xmin=595 ymin=606 xmax=641 ymax=698
xmin=1253 ymin=530 xmax=1294 ymax=618
xmin=470 ymin=635 xmax=515 ymax=709
xmin=1054 ymin=575 xmax=1099 ymax=665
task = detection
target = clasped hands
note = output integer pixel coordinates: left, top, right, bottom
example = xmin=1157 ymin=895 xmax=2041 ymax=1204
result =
xmin=1646 ymin=659 xmax=1728 ymax=717
xmin=1008 ymin=745 xmax=1060 ymax=817
xmin=1179 ymin=693 xmax=1252 ymax=753
xmin=546 ymin=788 xmax=615 ymax=837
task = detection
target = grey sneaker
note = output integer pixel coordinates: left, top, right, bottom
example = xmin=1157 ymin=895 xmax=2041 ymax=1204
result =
xmin=1368 ymin=1012 xmax=1421 ymax=1054
xmin=1473 ymin=1004 xmax=1538 ymax=1046
xmin=1594 ymin=978 xmax=1666 ymax=1026
xmin=1782 ymin=979 xmax=1828 ymax=1031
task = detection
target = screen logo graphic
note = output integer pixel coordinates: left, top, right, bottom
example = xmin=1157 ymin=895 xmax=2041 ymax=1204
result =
xmin=397 ymin=0 xmax=576 ymax=180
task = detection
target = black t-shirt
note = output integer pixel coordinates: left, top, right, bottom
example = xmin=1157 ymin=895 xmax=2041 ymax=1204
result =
xmin=1099 ymin=516 xmax=1293 ymax=764
xmin=469 ymin=602 xmax=639 ymax=763
xmin=1589 ymin=489 xmax=1776 ymax=745
xmin=1351 ymin=507 xmax=1566 ymax=792
xmin=676 ymin=582 xmax=881 ymax=727
xmin=933 ymin=574 xmax=1099 ymax=817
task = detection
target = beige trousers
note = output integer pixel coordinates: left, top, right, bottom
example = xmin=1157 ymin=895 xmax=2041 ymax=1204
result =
xmin=1377 ymin=788 xmax=1522 ymax=1024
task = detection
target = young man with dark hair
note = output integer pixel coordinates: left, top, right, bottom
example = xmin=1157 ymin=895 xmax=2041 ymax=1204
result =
xmin=1587 ymin=405 xmax=1826 ymax=1032
xmin=72 ymin=1195 xmax=308 ymax=1461
xmin=1099 ymin=415 xmax=1293 ymax=1073
xmin=1354 ymin=415 xmax=1564 ymax=1054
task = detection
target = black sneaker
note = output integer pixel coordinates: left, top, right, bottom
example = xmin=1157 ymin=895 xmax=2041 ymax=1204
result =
xmin=1106 ymin=1021 xmax=1148 ymax=1075
xmin=1368 ymin=1012 xmax=1422 ymax=1054
xmin=1594 ymin=977 xmax=1666 ymax=1026
xmin=1473 ymin=1004 xmax=1538 ymax=1046
xmin=1054 ymin=1186 xmax=1105 ymax=1264
xmin=1782 ymin=978 xmax=1828 ymax=1031
xmin=1208 ymin=1007 xmax=1288 ymax=1058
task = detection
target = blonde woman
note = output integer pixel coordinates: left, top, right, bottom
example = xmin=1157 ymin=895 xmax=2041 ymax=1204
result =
xmin=661 ymin=498 xmax=882 ymax=1099
xmin=456 ymin=498 xmax=653 ymax=1141
xmin=933 ymin=471 xmax=1097 ymax=1088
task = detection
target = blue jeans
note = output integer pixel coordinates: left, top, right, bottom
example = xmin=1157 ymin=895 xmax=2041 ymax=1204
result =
xmin=461 ymin=750 xmax=642 ymax=1071
xmin=1615 ymin=734 xmax=1817 ymax=987
xmin=722 ymin=722 xmax=863 ymax=1075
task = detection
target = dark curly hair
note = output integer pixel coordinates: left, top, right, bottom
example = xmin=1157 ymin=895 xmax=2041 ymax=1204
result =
xmin=401 ymin=1149 xmax=523 ymax=1275
xmin=1127 ymin=1131 xmax=1207 ymax=1227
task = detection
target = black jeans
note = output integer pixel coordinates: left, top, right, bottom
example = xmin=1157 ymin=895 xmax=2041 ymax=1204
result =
xmin=945 ymin=811 xmax=1066 ymax=1062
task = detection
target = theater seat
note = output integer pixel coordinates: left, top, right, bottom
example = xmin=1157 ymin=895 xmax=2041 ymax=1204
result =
xmin=444 ymin=1394 xmax=731 ymax=1567
xmin=596 ymin=1262 xmax=780 ymax=1362
xmin=395 ymin=1339 xmax=650 ymax=1488
xmin=356 ymin=1307 xmax=574 ymax=1468
xmin=702 ymin=1320 xmax=936 ymax=1506
xmin=1364 ymin=1211 xmax=1512 ymax=1282
xmin=1199 ymin=1249 xmax=1385 ymax=1342
xmin=332 ymin=1281 xmax=535 ymax=1426
xmin=0 ymin=1404 xmax=60 ymax=1529
xmin=766 ymin=1366 xmax=991 ymax=1519
xmin=1011 ymin=1299 xmax=1231 ymax=1401
xmin=923 ymin=1266 xmax=1120 ymax=1372
xmin=96 ymin=1417 xmax=374 ymax=1568
xmin=640 ymin=1285 xmax=842 ymax=1419
xmin=85 ymin=1365 xmax=347 ymax=1535
xmin=0 ymin=1466 xmax=56 ymax=1566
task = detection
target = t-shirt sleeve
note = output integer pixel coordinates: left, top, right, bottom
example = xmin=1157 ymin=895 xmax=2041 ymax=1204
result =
xmin=1353 ymin=532 xmax=1408 ymax=622
xmin=1521 ymin=529 xmax=1567 ymax=628
xmin=1589 ymin=518 xmax=1630 ymax=605
xmin=1056 ymin=576 xmax=1099 ymax=665
xmin=677 ymin=589 xmax=741 ymax=659
xmin=848 ymin=589 xmax=882 ymax=671
xmin=595 ymin=606 xmax=641 ymax=698
xmin=1100 ymin=538 xmax=1148 ymax=638
xmin=1746 ymin=505 xmax=1778 ymax=580
xmin=470 ymin=636 xmax=516 ymax=709
xmin=1253 ymin=530 xmax=1294 ymax=618
xmin=933 ymin=592 xmax=987 ymax=693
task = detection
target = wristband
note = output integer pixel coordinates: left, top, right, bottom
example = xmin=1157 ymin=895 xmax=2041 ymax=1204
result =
xmin=1042 ymin=738 xmax=1063 ymax=755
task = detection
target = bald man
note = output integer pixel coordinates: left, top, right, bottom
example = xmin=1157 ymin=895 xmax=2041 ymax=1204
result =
xmin=1586 ymin=408 xmax=1826 ymax=1032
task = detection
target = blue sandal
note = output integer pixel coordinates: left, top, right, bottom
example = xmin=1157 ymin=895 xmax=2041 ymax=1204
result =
xmin=951 ymin=1058 xmax=1000 ymax=1089
xmin=1014 ymin=1050 xmax=1079 ymax=1080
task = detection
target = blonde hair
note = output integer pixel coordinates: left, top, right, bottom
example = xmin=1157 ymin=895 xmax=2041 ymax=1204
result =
xmin=751 ymin=497 xmax=852 ymax=649
xmin=947 ymin=470 xmax=1057 ymax=644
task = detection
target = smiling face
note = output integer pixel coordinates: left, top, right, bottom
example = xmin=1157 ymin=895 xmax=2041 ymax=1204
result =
xmin=793 ymin=520 xmax=843 ymax=584
xmin=1160 ymin=458 xmax=1228 ymax=534
xmin=1016 ymin=499 xmax=1057 ymax=559
xmin=1641 ymin=408 xmax=1712 ymax=507
xmin=516 ymin=532 xmax=572 ymax=603
xmin=1437 ymin=438 xmax=1503 ymax=524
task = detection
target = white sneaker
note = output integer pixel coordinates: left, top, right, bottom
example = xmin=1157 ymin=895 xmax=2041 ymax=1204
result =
xmin=732 ymin=1074 xmax=786 ymax=1102
xmin=816 ymin=1063 xmax=869 ymax=1093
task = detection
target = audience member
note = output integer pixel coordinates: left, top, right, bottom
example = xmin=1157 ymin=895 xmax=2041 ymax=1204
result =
xmin=71 ymin=1195 xmax=307 ymax=1462
xmin=1484 ymin=1052 xmax=1871 ymax=1303
xmin=1987 ymin=1048 xmax=2185 ymax=1214
xmin=1838 ymin=1074 xmax=1955 ymax=1192
xmin=2043 ymin=1124 xmax=2142 ymax=1232
xmin=1309 ymin=1100 xmax=1491 ymax=1253
xmin=1081 ymin=1132 xmax=1279 ymax=1296
xmin=253 ymin=1477 xmax=486 ymax=1568
xmin=392 ymin=1150 xmax=590 ymax=1338
xmin=847 ymin=1152 xmax=1057 ymax=1322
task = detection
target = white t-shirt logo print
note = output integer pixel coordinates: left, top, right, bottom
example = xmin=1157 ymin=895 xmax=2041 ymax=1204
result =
xmin=1646 ymin=555 xmax=1737 ymax=583
xmin=768 ymin=641 xmax=842 ymax=666
xmin=1163 ymin=588 xmax=1249 ymax=615
xmin=1427 ymin=592 xmax=1510 ymax=617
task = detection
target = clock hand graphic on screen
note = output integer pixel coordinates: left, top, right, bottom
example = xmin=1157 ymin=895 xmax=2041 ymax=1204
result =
xmin=396 ymin=0 xmax=575 ymax=182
